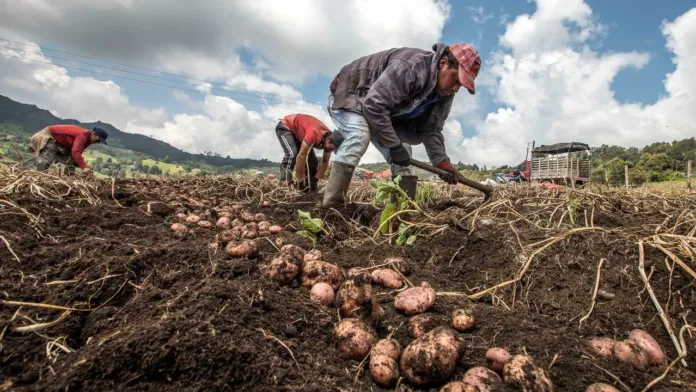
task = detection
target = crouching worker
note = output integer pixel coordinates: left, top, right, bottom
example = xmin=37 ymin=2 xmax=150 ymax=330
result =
xmin=323 ymin=42 xmax=481 ymax=207
xmin=29 ymin=125 xmax=109 ymax=176
xmin=276 ymin=113 xmax=335 ymax=192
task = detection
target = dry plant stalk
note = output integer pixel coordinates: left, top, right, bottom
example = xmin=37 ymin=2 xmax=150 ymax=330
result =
xmin=579 ymin=258 xmax=606 ymax=326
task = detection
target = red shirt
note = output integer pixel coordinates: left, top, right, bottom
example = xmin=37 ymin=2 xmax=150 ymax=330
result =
xmin=48 ymin=125 xmax=92 ymax=169
xmin=281 ymin=114 xmax=329 ymax=147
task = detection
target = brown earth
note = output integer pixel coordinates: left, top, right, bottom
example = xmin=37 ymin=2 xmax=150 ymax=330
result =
xmin=0 ymin=177 xmax=694 ymax=391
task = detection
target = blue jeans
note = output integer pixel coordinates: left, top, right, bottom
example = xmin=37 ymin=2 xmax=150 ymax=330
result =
xmin=327 ymin=93 xmax=413 ymax=176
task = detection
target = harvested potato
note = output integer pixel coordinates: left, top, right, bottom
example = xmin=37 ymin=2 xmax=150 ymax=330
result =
xmin=269 ymin=225 xmax=283 ymax=234
xmin=347 ymin=268 xmax=370 ymax=280
xmin=258 ymin=221 xmax=272 ymax=231
xmin=219 ymin=211 xmax=232 ymax=218
xmin=628 ymin=329 xmax=665 ymax=366
xmin=197 ymin=220 xmax=213 ymax=228
xmin=225 ymin=240 xmax=258 ymax=257
xmin=385 ymin=256 xmax=411 ymax=275
xmin=302 ymin=260 xmax=343 ymax=290
xmin=258 ymin=230 xmax=271 ymax=237
xmin=240 ymin=212 xmax=256 ymax=222
xmin=281 ymin=244 xmax=306 ymax=262
xmin=463 ymin=366 xmax=505 ymax=392
xmin=242 ymin=230 xmax=258 ymax=239
xmin=216 ymin=217 xmax=231 ymax=229
xmin=185 ymin=214 xmax=201 ymax=223
xmin=586 ymin=338 xmax=616 ymax=360
xmin=262 ymin=200 xmax=271 ymax=207
xmin=371 ymin=269 xmax=403 ymax=289
xmin=586 ymin=383 xmax=621 ymax=392
xmin=440 ymin=381 xmax=478 ymax=392
xmin=245 ymin=222 xmax=258 ymax=232
xmin=612 ymin=340 xmax=649 ymax=370
xmin=334 ymin=318 xmax=375 ymax=360
xmin=335 ymin=274 xmax=380 ymax=328
xmin=452 ymin=308 xmax=476 ymax=332
xmin=503 ymin=355 xmax=554 ymax=392
xmin=171 ymin=223 xmax=186 ymax=232
xmin=175 ymin=212 xmax=187 ymax=220
xmin=266 ymin=253 xmax=301 ymax=285
xmin=409 ymin=314 xmax=437 ymax=338
xmin=304 ymin=249 xmax=323 ymax=262
xmin=254 ymin=213 xmax=266 ymax=222
xmin=208 ymin=242 xmax=219 ymax=250
xmin=372 ymin=338 xmax=401 ymax=361
xmin=400 ymin=327 xmax=465 ymax=386
xmin=232 ymin=218 xmax=245 ymax=227
xmin=309 ymin=282 xmax=334 ymax=306
xmin=370 ymin=355 xmax=399 ymax=387
xmin=394 ymin=281 xmax=436 ymax=315
xmin=486 ymin=347 xmax=512 ymax=373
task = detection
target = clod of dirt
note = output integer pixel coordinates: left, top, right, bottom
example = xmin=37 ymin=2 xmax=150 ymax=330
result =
xmin=335 ymin=274 xmax=380 ymax=328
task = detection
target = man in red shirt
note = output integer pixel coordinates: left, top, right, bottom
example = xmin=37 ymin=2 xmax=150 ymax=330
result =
xmin=29 ymin=125 xmax=109 ymax=175
xmin=276 ymin=114 xmax=335 ymax=192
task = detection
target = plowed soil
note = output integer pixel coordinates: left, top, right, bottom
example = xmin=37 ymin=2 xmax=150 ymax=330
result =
xmin=1 ymin=178 xmax=694 ymax=391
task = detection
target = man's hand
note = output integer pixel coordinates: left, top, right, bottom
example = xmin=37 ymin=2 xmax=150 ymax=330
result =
xmin=82 ymin=167 xmax=93 ymax=176
xmin=389 ymin=145 xmax=411 ymax=167
xmin=437 ymin=162 xmax=461 ymax=185
xmin=297 ymin=180 xmax=310 ymax=193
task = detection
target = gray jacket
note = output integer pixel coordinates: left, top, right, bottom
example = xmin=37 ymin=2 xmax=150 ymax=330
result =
xmin=330 ymin=43 xmax=454 ymax=165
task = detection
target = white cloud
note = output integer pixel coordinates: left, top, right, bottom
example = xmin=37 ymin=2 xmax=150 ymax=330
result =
xmin=467 ymin=5 xmax=494 ymax=25
xmin=459 ymin=1 xmax=696 ymax=167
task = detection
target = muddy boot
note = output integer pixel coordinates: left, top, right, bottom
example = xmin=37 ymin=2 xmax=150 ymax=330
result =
xmin=278 ymin=168 xmax=293 ymax=184
xmin=321 ymin=161 xmax=354 ymax=208
xmin=391 ymin=175 xmax=417 ymax=203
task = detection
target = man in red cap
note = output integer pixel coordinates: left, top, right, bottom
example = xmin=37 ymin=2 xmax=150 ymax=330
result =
xmin=29 ymin=125 xmax=109 ymax=175
xmin=323 ymin=43 xmax=481 ymax=207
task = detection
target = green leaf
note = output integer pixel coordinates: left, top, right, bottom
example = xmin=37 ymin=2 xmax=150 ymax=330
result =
xmin=405 ymin=235 xmax=417 ymax=245
xmin=379 ymin=203 xmax=396 ymax=234
xmin=396 ymin=224 xmax=410 ymax=245
xmin=297 ymin=230 xmax=317 ymax=244
xmin=297 ymin=210 xmax=324 ymax=233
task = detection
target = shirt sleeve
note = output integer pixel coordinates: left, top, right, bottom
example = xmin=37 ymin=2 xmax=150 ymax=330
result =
xmin=303 ymin=129 xmax=318 ymax=146
xmin=71 ymin=133 xmax=89 ymax=169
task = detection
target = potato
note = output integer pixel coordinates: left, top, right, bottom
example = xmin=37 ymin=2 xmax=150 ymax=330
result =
xmin=231 ymin=204 xmax=244 ymax=214
xmin=266 ymin=253 xmax=301 ymax=285
xmin=394 ymin=281 xmax=436 ymax=315
xmin=216 ymin=217 xmax=231 ymax=229
xmin=370 ymin=355 xmax=399 ymax=387
xmin=175 ymin=212 xmax=187 ymax=220
xmin=254 ymin=213 xmax=266 ymax=222
xmin=440 ymin=381 xmax=478 ymax=392
xmin=334 ymin=318 xmax=376 ymax=360
xmin=371 ymin=269 xmax=403 ymax=289
xmin=586 ymin=383 xmax=621 ymax=392
xmin=335 ymin=274 xmax=380 ymax=328
xmin=385 ymin=256 xmax=411 ymax=275
xmin=262 ymin=200 xmax=271 ymax=207
xmin=372 ymin=338 xmax=401 ymax=361
xmin=171 ymin=223 xmax=186 ymax=232
xmin=269 ymin=225 xmax=283 ymax=234
xmin=219 ymin=211 xmax=232 ymax=218
xmin=503 ymin=355 xmax=554 ymax=392
xmin=208 ymin=242 xmax=219 ymax=250
xmin=463 ymin=366 xmax=504 ymax=392
xmin=628 ymin=329 xmax=665 ymax=366
xmin=347 ymin=268 xmax=370 ymax=280
xmin=409 ymin=314 xmax=437 ymax=338
xmin=258 ymin=221 xmax=272 ymax=231
xmin=225 ymin=240 xmax=258 ymax=257
xmin=486 ymin=348 xmax=511 ymax=373
xmin=258 ymin=230 xmax=271 ymax=237
xmin=242 ymin=230 xmax=258 ymax=239
xmin=400 ymin=327 xmax=466 ymax=386
xmin=185 ymin=214 xmax=201 ymax=223
xmin=586 ymin=338 xmax=616 ymax=360
xmin=304 ymin=249 xmax=323 ymax=262
xmin=309 ymin=282 xmax=334 ymax=306
xmin=198 ymin=220 xmax=213 ymax=228
xmin=245 ymin=222 xmax=258 ymax=232
xmin=302 ymin=260 xmax=343 ymax=290
xmin=281 ymin=244 xmax=306 ymax=262
xmin=612 ymin=340 xmax=649 ymax=370
xmin=452 ymin=308 xmax=476 ymax=332
xmin=241 ymin=212 xmax=256 ymax=222
xmin=232 ymin=218 xmax=245 ymax=227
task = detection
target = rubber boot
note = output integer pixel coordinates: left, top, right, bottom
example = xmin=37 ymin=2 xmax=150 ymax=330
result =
xmin=278 ymin=168 xmax=293 ymax=184
xmin=321 ymin=161 xmax=354 ymax=208
xmin=392 ymin=175 xmax=417 ymax=203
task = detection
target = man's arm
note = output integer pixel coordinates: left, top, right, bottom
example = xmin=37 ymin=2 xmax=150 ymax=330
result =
xmin=294 ymin=140 xmax=313 ymax=186
xmin=362 ymin=59 xmax=420 ymax=149
xmin=71 ymin=133 xmax=91 ymax=173
xmin=316 ymin=150 xmax=332 ymax=180
xmin=417 ymin=96 xmax=454 ymax=166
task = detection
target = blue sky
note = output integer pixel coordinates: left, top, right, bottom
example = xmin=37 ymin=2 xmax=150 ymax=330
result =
xmin=1 ymin=0 xmax=695 ymax=166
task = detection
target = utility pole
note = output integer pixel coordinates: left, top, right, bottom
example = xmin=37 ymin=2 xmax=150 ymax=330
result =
xmin=688 ymin=160 xmax=692 ymax=191
xmin=625 ymin=165 xmax=629 ymax=188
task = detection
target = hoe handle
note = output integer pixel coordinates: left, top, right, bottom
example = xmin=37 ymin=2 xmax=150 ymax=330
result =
xmin=409 ymin=158 xmax=493 ymax=200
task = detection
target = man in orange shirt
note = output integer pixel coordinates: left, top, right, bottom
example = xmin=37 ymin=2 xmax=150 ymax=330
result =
xmin=276 ymin=114 xmax=335 ymax=192
xmin=29 ymin=125 xmax=109 ymax=175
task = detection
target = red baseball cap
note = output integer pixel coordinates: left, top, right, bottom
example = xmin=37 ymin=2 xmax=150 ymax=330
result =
xmin=449 ymin=43 xmax=481 ymax=95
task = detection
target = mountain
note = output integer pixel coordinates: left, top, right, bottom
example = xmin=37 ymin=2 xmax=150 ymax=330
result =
xmin=0 ymin=94 xmax=277 ymax=169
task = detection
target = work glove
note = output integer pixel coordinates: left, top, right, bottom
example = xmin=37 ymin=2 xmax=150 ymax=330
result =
xmin=437 ymin=162 xmax=461 ymax=185
xmin=388 ymin=145 xmax=411 ymax=167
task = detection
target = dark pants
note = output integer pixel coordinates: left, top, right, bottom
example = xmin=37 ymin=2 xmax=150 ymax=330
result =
xmin=276 ymin=121 xmax=318 ymax=189
xmin=36 ymin=139 xmax=78 ymax=173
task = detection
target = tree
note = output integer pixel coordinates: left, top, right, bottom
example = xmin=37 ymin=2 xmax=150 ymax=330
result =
xmin=149 ymin=165 xmax=162 ymax=175
xmin=163 ymin=156 xmax=171 ymax=163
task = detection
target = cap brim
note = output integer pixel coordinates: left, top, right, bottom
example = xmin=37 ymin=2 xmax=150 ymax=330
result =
xmin=458 ymin=66 xmax=476 ymax=95
xmin=102 ymin=140 xmax=108 ymax=145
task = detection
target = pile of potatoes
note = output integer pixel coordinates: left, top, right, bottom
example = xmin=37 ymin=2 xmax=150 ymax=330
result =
xmin=586 ymin=329 xmax=665 ymax=370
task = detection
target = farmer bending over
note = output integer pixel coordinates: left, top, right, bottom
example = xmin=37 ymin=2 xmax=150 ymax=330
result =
xmin=323 ymin=43 xmax=481 ymax=207
xmin=276 ymin=113 xmax=335 ymax=192
xmin=29 ymin=125 xmax=109 ymax=175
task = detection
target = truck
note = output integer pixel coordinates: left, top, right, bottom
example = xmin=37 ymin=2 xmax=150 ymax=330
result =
xmin=497 ymin=142 xmax=592 ymax=187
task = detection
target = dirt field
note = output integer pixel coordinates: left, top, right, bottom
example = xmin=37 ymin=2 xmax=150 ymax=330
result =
xmin=1 ymin=171 xmax=695 ymax=391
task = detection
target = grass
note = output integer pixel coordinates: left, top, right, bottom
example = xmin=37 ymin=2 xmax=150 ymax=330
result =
xmin=641 ymin=179 xmax=691 ymax=190
xmin=142 ymin=159 xmax=187 ymax=174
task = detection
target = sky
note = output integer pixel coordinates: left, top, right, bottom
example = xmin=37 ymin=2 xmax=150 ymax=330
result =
xmin=0 ymin=0 xmax=695 ymax=167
